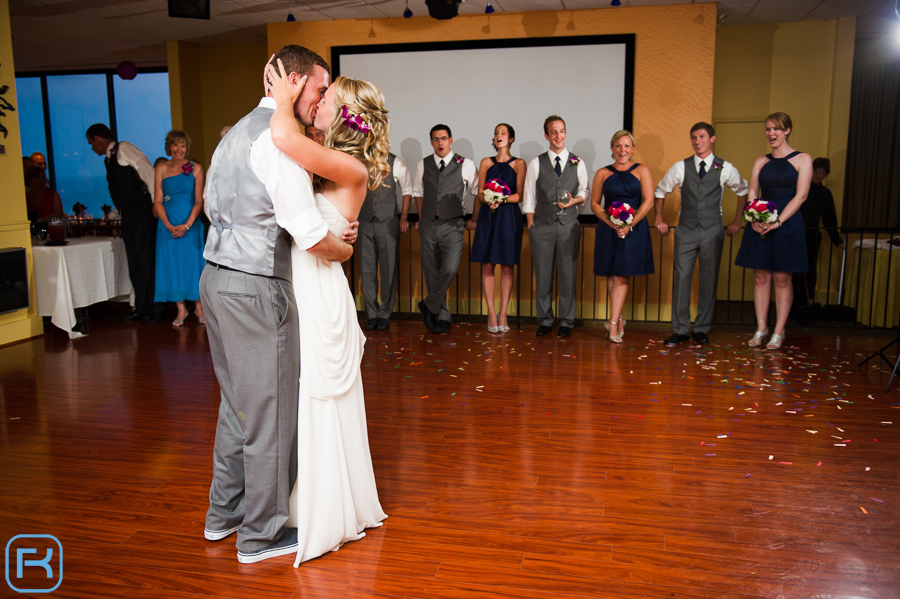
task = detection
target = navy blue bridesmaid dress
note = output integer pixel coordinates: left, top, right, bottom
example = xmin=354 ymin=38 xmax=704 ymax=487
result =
xmin=470 ymin=157 xmax=523 ymax=266
xmin=593 ymin=164 xmax=654 ymax=277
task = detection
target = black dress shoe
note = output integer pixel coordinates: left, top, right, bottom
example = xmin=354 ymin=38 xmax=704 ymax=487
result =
xmin=376 ymin=318 xmax=389 ymax=331
xmin=418 ymin=300 xmax=437 ymax=331
xmin=146 ymin=315 xmax=163 ymax=324
xmin=558 ymin=326 xmax=572 ymax=338
xmin=535 ymin=325 xmax=552 ymax=336
xmin=122 ymin=310 xmax=144 ymax=321
xmin=434 ymin=319 xmax=451 ymax=333
xmin=692 ymin=331 xmax=710 ymax=345
xmin=664 ymin=333 xmax=690 ymax=346
xmin=365 ymin=318 xmax=377 ymax=330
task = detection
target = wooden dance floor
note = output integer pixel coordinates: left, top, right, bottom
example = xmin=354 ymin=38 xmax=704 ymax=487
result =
xmin=2 ymin=311 xmax=898 ymax=598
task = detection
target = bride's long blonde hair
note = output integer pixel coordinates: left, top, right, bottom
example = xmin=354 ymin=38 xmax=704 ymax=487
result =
xmin=319 ymin=75 xmax=391 ymax=191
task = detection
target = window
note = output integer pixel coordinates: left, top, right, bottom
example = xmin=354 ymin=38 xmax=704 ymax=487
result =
xmin=15 ymin=70 xmax=172 ymax=217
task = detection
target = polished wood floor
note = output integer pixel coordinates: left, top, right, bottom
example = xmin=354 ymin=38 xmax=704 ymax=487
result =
xmin=2 ymin=308 xmax=899 ymax=598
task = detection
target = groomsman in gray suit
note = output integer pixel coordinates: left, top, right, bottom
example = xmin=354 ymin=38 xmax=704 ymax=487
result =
xmin=412 ymin=125 xmax=477 ymax=333
xmin=201 ymin=45 xmax=355 ymax=564
xmin=522 ymin=115 xmax=588 ymax=338
xmin=359 ymin=152 xmax=413 ymax=331
xmin=655 ymin=122 xmax=748 ymax=346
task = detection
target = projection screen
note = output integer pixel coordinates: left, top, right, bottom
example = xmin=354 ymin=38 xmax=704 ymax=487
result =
xmin=334 ymin=35 xmax=635 ymax=215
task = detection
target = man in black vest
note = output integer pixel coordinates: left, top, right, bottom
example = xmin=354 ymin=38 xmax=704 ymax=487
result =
xmin=359 ymin=152 xmax=413 ymax=331
xmin=522 ymin=115 xmax=588 ymax=338
xmin=412 ymin=125 xmax=477 ymax=333
xmin=87 ymin=123 xmax=162 ymax=322
xmin=655 ymin=122 xmax=748 ymax=345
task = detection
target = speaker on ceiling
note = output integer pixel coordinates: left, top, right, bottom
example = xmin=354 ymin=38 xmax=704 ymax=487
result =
xmin=168 ymin=0 xmax=210 ymax=20
xmin=426 ymin=0 xmax=461 ymax=20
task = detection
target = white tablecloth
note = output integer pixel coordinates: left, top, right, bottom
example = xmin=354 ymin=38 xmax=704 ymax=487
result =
xmin=32 ymin=238 xmax=133 ymax=338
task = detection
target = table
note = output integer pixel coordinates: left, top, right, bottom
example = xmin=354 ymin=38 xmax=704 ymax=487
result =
xmin=845 ymin=247 xmax=900 ymax=328
xmin=32 ymin=237 xmax=133 ymax=338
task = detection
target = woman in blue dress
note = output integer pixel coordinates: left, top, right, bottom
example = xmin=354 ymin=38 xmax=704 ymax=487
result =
xmin=591 ymin=130 xmax=655 ymax=343
xmin=153 ymin=129 xmax=206 ymax=326
xmin=468 ymin=123 xmax=525 ymax=333
xmin=735 ymin=112 xmax=812 ymax=350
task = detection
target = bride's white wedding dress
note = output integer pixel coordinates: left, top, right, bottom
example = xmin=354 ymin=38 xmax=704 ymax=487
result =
xmin=287 ymin=192 xmax=387 ymax=566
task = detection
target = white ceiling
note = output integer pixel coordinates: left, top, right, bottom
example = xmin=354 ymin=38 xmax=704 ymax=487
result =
xmin=9 ymin=0 xmax=899 ymax=72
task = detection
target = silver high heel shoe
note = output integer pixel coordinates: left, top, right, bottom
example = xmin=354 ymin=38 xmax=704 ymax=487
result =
xmin=766 ymin=331 xmax=785 ymax=350
xmin=748 ymin=328 xmax=769 ymax=347
xmin=618 ymin=318 xmax=626 ymax=338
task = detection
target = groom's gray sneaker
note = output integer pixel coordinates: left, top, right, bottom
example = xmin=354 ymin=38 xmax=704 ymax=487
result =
xmin=236 ymin=528 xmax=298 ymax=564
xmin=204 ymin=524 xmax=240 ymax=541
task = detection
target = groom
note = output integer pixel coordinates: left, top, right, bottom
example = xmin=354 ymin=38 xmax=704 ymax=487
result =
xmin=201 ymin=45 xmax=355 ymax=564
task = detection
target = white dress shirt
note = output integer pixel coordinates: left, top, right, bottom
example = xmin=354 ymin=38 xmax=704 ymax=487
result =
xmin=412 ymin=152 xmax=478 ymax=204
xmin=391 ymin=155 xmax=415 ymax=211
xmin=654 ymin=154 xmax=749 ymax=216
xmin=104 ymin=140 xmax=155 ymax=198
xmin=204 ymin=97 xmax=328 ymax=251
xmin=522 ymin=148 xmax=589 ymax=214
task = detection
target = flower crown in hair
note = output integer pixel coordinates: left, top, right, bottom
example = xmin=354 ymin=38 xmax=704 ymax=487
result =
xmin=340 ymin=105 xmax=371 ymax=135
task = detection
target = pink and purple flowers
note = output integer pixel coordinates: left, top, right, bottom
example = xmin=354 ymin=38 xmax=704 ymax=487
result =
xmin=742 ymin=198 xmax=779 ymax=238
xmin=182 ymin=161 xmax=194 ymax=176
xmin=340 ymin=105 xmax=371 ymax=134
xmin=483 ymin=179 xmax=511 ymax=212
xmin=607 ymin=201 xmax=635 ymax=227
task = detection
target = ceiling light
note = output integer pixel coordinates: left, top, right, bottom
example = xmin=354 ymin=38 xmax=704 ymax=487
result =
xmin=610 ymin=0 xmax=621 ymax=6
xmin=404 ymin=0 xmax=413 ymax=18
xmin=286 ymin=0 xmax=295 ymax=22
xmin=485 ymin=2 xmax=495 ymax=14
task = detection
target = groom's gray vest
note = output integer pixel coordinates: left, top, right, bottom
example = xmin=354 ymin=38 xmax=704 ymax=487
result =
xmin=359 ymin=154 xmax=398 ymax=222
xmin=204 ymin=106 xmax=292 ymax=281
xmin=534 ymin=152 xmax=579 ymax=226
xmin=679 ymin=155 xmax=724 ymax=230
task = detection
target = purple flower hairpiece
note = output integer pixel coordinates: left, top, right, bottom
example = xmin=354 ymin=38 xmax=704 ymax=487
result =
xmin=340 ymin=105 xmax=371 ymax=135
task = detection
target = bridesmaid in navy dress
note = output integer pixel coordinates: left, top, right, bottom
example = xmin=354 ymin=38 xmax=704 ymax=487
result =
xmin=591 ymin=130 xmax=655 ymax=343
xmin=468 ymin=123 xmax=525 ymax=333
xmin=735 ymin=112 xmax=812 ymax=350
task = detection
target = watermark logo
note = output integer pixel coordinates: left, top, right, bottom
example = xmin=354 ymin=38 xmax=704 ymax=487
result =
xmin=5 ymin=535 xmax=63 ymax=593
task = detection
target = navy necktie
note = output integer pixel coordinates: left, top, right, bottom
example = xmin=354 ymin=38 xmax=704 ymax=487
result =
xmin=439 ymin=159 xmax=445 ymax=172
xmin=554 ymin=156 xmax=562 ymax=176
xmin=699 ymin=161 xmax=707 ymax=179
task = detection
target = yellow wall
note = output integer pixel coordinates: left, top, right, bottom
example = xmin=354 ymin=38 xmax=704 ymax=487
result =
xmin=0 ymin=0 xmax=43 ymax=345
xmin=168 ymin=41 xmax=269 ymax=167
xmin=713 ymin=18 xmax=855 ymax=302
xmin=268 ymin=4 xmax=717 ymax=320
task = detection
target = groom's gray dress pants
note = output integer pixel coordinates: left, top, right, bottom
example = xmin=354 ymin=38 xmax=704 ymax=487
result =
xmin=201 ymin=263 xmax=299 ymax=553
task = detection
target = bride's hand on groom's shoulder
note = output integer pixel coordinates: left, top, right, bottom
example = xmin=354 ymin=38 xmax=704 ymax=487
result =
xmin=264 ymin=57 xmax=306 ymax=106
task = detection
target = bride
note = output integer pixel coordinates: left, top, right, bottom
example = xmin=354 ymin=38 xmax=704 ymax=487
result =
xmin=265 ymin=59 xmax=389 ymax=566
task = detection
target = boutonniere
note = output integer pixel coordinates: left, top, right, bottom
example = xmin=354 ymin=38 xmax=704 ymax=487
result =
xmin=568 ymin=155 xmax=580 ymax=166
xmin=182 ymin=161 xmax=194 ymax=176
xmin=712 ymin=161 xmax=723 ymax=171
xmin=455 ymin=155 xmax=465 ymax=166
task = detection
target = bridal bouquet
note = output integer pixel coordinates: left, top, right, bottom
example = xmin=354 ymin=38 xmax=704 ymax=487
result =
xmin=607 ymin=201 xmax=635 ymax=227
xmin=742 ymin=198 xmax=779 ymax=238
xmin=483 ymin=179 xmax=511 ymax=213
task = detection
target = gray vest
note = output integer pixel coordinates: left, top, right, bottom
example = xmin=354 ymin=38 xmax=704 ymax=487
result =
xmin=680 ymin=156 xmax=724 ymax=229
xmin=420 ymin=155 xmax=465 ymax=222
xmin=534 ymin=152 xmax=579 ymax=225
xmin=203 ymin=106 xmax=292 ymax=281
xmin=359 ymin=154 xmax=398 ymax=222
